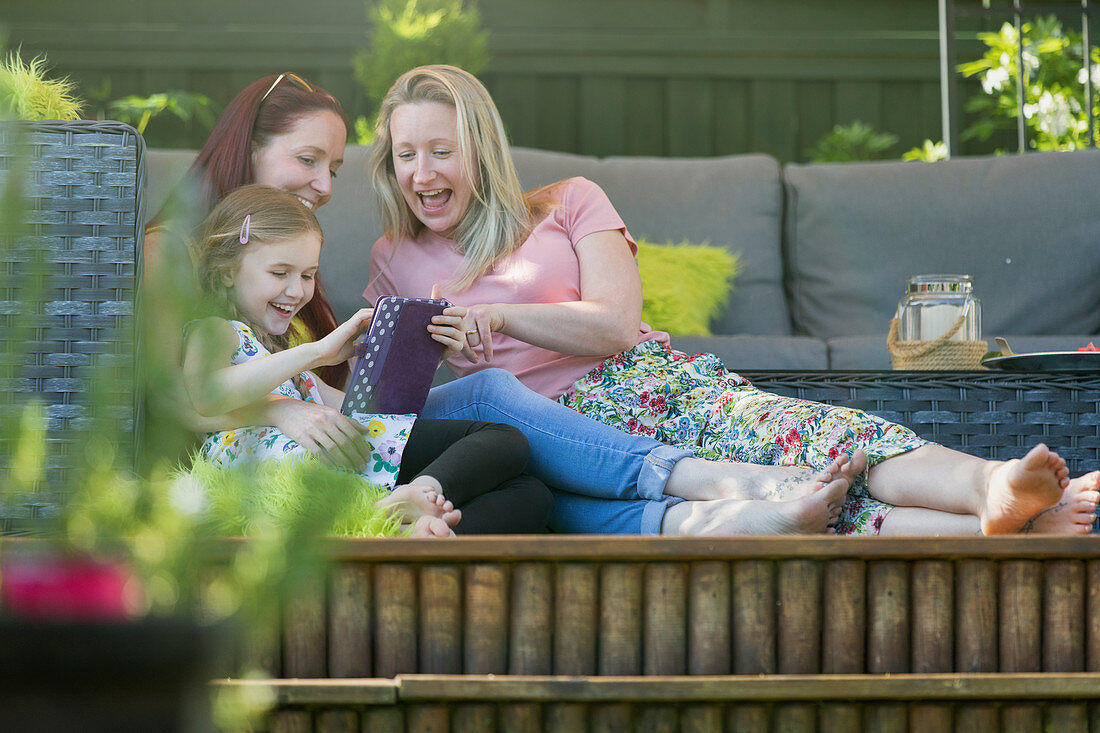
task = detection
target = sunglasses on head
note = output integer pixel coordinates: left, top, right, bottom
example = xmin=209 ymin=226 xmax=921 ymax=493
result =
xmin=260 ymin=72 xmax=314 ymax=102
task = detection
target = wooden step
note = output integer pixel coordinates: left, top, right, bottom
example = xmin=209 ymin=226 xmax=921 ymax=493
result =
xmin=215 ymin=673 xmax=1100 ymax=732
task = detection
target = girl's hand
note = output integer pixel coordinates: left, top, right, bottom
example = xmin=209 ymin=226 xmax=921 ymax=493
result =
xmin=312 ymin=307 xmax=374 ymax=368
xmin=267 ymin=397 xmax=372 ymax=471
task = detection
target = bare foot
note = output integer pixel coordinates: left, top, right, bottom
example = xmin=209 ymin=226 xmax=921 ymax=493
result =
xmin=981 ymin=444 xmax=1068 ymax=535
xmin=376 ymin=482 xmax=454 ymax=524
xmin=663 ymin=469 xmax=851 ymax=536
xmin=1022 ymin=471 xmax=1100 ymax=535
xmin=406 ymin=510 xmax=462 ymax=538
xmin=671 ymin=449 xmax=867 ymax=503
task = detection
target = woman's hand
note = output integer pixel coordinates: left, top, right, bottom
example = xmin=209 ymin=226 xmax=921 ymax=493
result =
xmin=312 ymin=307 xmax=374 ymax=368
xmin=447 ymin=303 xmax=504 ymax=363
xmin=265 ymin=397 xmax=372 ymax=471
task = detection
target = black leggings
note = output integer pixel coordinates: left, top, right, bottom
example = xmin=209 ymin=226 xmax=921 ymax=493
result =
xmin=396 ymin=419 xmax=554 ymax=534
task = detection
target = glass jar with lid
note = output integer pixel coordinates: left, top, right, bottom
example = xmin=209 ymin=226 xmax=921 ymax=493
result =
xmin=897 ymin=274 xmax=981 ymax=342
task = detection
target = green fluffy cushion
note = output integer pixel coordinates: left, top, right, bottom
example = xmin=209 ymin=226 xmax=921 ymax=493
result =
xmin=180 ymin=454 xmax=403 ymax=538
xmin=636 ymin=239 xmax=740 ymax=336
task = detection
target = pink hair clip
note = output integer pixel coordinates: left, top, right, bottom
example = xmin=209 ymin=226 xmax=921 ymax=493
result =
xmin=239 ymin=214 xmax=251 ymax=244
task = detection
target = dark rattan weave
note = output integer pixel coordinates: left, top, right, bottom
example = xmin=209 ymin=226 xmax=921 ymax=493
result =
xmin=0 ymin=121 xmax=144 ymax=532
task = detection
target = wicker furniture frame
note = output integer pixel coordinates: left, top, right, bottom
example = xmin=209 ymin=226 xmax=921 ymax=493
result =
xmin=0 ymin=121 xmax=144 ymax=532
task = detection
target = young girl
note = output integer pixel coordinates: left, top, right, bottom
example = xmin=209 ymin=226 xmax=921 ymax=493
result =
xmin=182 ymin=184 xmax=554 ymax=537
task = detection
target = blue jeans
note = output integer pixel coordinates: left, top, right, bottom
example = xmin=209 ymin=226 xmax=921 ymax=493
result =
xmin=421 ymin=369 xmax=690 ymax=534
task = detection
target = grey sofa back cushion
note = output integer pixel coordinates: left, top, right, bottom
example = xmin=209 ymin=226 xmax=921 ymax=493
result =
xmin=512 ymin=148 xmax=791 ymax=336
xmin=784 ymin=150 xmax=1100 ymax=340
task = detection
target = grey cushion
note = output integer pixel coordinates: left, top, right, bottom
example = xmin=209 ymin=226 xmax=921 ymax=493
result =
xmin=785 ymin=150 xmax=1100 ymax=340
xmin=671 ymin=335 xmax=828 ymax=371
xmin=513 ymin=148 xmax=791 ymax=336
xmin=827 ymin=334 xmax=1098 ymax=370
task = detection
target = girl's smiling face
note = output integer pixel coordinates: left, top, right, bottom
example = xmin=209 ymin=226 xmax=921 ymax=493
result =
xmin=389 ymin=101 xmax=473 ymax=237
xmin=251 ymin=110 xmax=346 ymax=212
xmin=225 ymin=233 xmax=322 ymax=336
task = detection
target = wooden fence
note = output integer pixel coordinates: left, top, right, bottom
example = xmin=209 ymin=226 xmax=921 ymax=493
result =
xmin=242 ymin=536 xmax=1100 ymax=679
xmin=1 ymin=0 xmax=1002 ymax=159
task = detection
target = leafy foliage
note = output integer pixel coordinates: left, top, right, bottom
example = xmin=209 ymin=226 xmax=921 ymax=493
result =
xmin=0 ymin=49 xmax=82 ymax=120
xmin=107 ymin=90 xmax=216 ymax=135
xmin=957 ymin=15 xmax=1099 ymax=151
xmin=354 ymin=0 xmax=489 ymax=107
xmin=807 ymin=121 xmax=899 ymax=163
xmin=902 ymin=139 xmax=948 ymax=162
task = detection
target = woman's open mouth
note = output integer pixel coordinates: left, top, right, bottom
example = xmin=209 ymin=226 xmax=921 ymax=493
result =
xmin=418 ymin=188 xmax=452 ymax=211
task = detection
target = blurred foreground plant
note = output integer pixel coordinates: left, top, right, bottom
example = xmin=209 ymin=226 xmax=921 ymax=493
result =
xmin=0 ymin=49 xmax=82 ymax=121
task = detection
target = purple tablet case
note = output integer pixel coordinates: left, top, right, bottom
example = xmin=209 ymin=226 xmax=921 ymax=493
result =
xmin=340 ymin=296 xmax=450 ymax=416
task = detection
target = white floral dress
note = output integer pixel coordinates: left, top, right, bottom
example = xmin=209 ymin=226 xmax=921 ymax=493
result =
xmin=200 ymin=321 xmax=416 ymax=489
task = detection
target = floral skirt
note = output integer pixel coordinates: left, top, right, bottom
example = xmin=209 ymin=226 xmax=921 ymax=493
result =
xmin=559 ymin=341 xmax=930 ymax=535
xmin=202 ymin=411 xmax=417 ymax=490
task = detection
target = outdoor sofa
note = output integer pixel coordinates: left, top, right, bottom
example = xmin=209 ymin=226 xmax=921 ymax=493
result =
xmin=4 ymin=125 xmax=1098 ymax=731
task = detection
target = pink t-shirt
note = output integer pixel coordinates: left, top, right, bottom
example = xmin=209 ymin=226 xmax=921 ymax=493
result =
xmin=365 ymin=177 xmax=669 ymax=399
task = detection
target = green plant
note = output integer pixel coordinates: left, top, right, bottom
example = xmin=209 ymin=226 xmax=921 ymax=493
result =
xmin=807 ymin=121 xmax=899 ymax=163
xmin=0 ymin=49 xmax=82 ymax=121
xmin=902 ymin=139 xmax=949 ymax=162
xmin=107 ymin=90 xmax=216 ymax=136
xmin=958 ymin=15 xmax=1100 ymax=151
xmin=354 ymin=0 xmax=490 ymax=108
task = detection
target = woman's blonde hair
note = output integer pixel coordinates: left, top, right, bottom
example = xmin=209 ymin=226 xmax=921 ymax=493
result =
xmin=196 ymin=184 xmax=324 ymax=351
xmin=367 ymin=65 xmax=531 ymax=290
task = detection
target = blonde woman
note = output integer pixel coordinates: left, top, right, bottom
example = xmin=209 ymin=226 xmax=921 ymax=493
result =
xmin=365 ymin=64 xmax=1099 ymax=537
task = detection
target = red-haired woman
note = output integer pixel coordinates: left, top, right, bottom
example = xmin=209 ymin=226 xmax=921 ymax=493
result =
xmin=146 ymin=73 xmax=370 ymax=469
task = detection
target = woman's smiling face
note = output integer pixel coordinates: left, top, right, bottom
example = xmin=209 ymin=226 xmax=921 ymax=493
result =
xmin=389 ymin=101 xmax=473 ymax=238
xmin=251 ymin=110 xmax=346 ymax=212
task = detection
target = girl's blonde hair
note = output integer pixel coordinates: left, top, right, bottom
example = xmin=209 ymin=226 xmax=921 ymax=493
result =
xmin=367 ymin=65 xmax=533 ymax=290
xmin=196 ymin=184 xmax=324 ymax=351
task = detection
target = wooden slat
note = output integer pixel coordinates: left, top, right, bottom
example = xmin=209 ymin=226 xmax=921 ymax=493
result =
xmin=271 ymin=709 xmax=310 ymax=733
xmin=955 ymin=560 xmax=998 ymax=672
xmin=464 ymin=564 xmax=508 ymax=674
xmin=598 ymin=563 xmax=643 ymax=676
xmin=499 ymin=703 xmax=541 ymax=732
xmin=283 ymin=576 xmax=326 ymax=678
xmin=1046 ymin=703 xmax=1089 ymax=732
xmin=863 ymin=702 xmax=907 ymax=732
xmin=687 ymin=560 xmax=731 ymax=675
xmin=777 ymin=559 xmax=821 ymax=674
xmin=579 ymin=76 xmax=627 ymax=157
xmin=373 ymin=564 xmax=417 ymax=678
xmin=955 ymin=704 xmax=998 ymax=731
xmin=591 ymin=702 xmax=632 ymax=731
xmin=818 ymin=703 xmax=861 ymax=733
xmin=772 ymin=703 xmax=814 ymax=732
xmin=390 ymin=672 xmax=1100 ymax=702
xmin=680 ymin=703 xmax=722 ymax=733
xmin=911 ymin=560 xmax=953 ymax=673
xmin=453 ymin=702 xmax=496 ymax=733
xmin=211 ymin=678 xmax=397 ymax=705
xmin=731 ymin=560 xmax=776 ymax=674
xmin=1089 ymin=559 xmax=1100 ymax=672
xmin=328 ymin=564 xmax=371 ymax=677
xmin=554 ymin=564 xmax=598 ymax=675
xmin=1044 ymin=560 xmax=1086 ymax=672
xmin=867 ymin=560 xmax=908 ymax=674
xmin=1000 ymin=704 xmax=1042 ymax=733
xmin=908 ymin=703 xmax=952 ymax=733
xmin=420 ymin=565 xmax=462 ymax=674
xmin=204 ymin=535 xmax=1100 ymax=563
xmin=510 ymin=563 xmax=552 ymax=675
xmin=999 ymin=560 xmax=1041 ymax=672
xmin=314 ymin=709 xmax=356 ymax=733
xmin=406 ymin=704 xmax=448 ymax=732
xmin=643 ymin=563 xmax=688 ymax=675
xmin=727 ymin=704 xmax=769 ymax=733
xmin=361 ymin=707 xmax=402 ymax=733
xmin=544 ymin=702 xmax=586 ymax=733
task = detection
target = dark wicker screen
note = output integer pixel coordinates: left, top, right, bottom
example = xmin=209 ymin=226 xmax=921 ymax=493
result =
xmin=0 ymin=121 xmax=144 ymax=532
